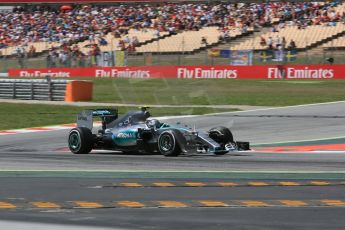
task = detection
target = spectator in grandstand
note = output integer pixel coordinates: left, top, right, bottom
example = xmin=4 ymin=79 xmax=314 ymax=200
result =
xmin=91 ymin=44 xmax=101 ymax=66
xmin=99 ymin=37 xmax=108 ymax=46
xmin=15 ymin=46 xmax=25 ymax=68
xmin=282 ymin=37 xmax=287 ymax=49
xmin=168 ymin=26 xmax=177 ymax=35
xmin=127 ymin=43 xmax=136 ymax=53
xmin=132 ymin=36 xmax=139 ymax=46
xmin=85 ymin=51 xmax=92 ymax=67
xmin=201 ymin=37 xmax=208 ymax=46
xmin=260 ymin=36 xmax=266 ymax=47
xmin=153 ymin=29 xmax=160 ymax=38
xmin=27 ymin=45 xmax=36 ymax=58
xmin=219 ymin=29 xmax=230 ymax=43
xmin=123 ymin=36 xmax=131 ymax=44
xmin=218 ymin=31 xmax=225 ymax=42
xmin=77 ymin=52 xmax=86 ymax=67
xmin=117 ymin=40 xmax=126 ymax=51
xmin=275 ymin=35 xmax=282 ymax=49
xmin=241 ymin=26 xmax=249 ymax=34
xmin=58 ymin=50 xmax=68 ymax=67
xmin=287 ymin=39 xmax=297 ymax=50
xmin=272 ymin=26 xmax=279 ymax=33
xmin=71 ymin=51 xmax=80 ymax=67
xmin=267 ymin=37 xmax=273 ymax=49
xmin=46 ymin=49 xmax=57 ymax=68
xmin=0 ymin=43 xmax=8 ymax=49
xmin=224 ymin=31 xmax=231 ymax=42
xmin=278 ymin=22 xmax=286 ymax=30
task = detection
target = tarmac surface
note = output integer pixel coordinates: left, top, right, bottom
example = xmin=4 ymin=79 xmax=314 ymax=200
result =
xmin=1 ymin=101 xmax=345 ymax=229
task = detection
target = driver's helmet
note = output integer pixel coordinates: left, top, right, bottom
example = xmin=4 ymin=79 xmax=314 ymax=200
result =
xmin=146 ymin=119 xmax=161 ymax=129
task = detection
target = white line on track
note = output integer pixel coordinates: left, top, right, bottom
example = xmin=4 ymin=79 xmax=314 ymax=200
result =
xmin=202 ymin=100 xmax=345 ymax=116
xmin=254 ymin=136 xmax=345 ymax=146
xmin=0 ymin=169 xmax=344 ymax=173
xmin=0 ymin=221 xmax=117 ymax=230
xmin=253 ymin=150 xmax=345 ymax=154
xmin=155 ymin=100 xmax=345 ymax=120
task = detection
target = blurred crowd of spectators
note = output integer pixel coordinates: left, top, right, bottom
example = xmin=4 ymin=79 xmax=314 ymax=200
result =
xmin=257 ymin=1 xmax=345 ymax=50
xmin=46 ymin=43 xmax=91 ymax=68
xmin=0 ymin=1 xmax=343 ymax=63
xmin=0 ymin=2 xmax=341 ymax=47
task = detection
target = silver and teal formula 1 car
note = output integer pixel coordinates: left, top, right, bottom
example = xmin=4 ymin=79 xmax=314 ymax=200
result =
xmin=68 ymin=108 xmax=250 ymax=156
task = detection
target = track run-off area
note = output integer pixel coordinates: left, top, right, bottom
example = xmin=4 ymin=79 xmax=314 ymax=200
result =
xmin=0 ymin=101 xmax=345 ymax=229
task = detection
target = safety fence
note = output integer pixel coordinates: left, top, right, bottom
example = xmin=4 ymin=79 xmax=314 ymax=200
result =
xmin=0 ymin=79 xmax=93 ymax=101
xmin=0 ymin=79 xmax=67 ymax=101
xmin=0 ymin=49 xmax=343 ymax=73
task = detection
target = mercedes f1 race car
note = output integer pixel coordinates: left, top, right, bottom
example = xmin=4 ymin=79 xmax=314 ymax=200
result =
xmin=67 ymin=108 xmax=250 ymax=156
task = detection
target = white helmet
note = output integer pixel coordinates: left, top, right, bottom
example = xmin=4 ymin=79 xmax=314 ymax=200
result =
xmin=146 ymin=119 xmax=161 ymax=129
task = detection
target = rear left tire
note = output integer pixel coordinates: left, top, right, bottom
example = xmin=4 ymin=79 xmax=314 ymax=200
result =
xmin=68 ymin=127 xmax=93 ymax=154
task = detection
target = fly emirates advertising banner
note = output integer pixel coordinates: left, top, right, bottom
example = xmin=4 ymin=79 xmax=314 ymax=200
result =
xmin=8 ymin=65 xmax=341 ymax=79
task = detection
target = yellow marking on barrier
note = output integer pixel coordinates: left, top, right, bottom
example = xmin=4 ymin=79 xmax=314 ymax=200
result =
xmin=117 ymin=201 xmax=145 ymax=208
xmin=152 ymin=182 xmax=175 ymax=187
xmin=248 ymin=182 xmax=269 ymax=186
xmin=184 ymin=182 xmax=206 ymax=187
xmin=309 ymin=181 xmax=331 ymax=186
xmin=120 ymin=183 xmax=143 ymax=187
xmin=158 ymin=201 xmax=187 ymax=208
xmin=279 ymin=182 xmax=300 ymax=186
xmin=0 ymin=202 xmax=16 ymax=209
xmin=31 ymin=202 xmax=60 ymax=209
xmin=240 ymin=200 xmax=270 ymax=207
xmin=199 ymin=200 xmax=229 ymax=207
xmin=217 ymin=182 xmax=239 ymax=187
xmin=279 ymin=200 xmax=307 ymax=206
xmin=321 ymin=200 xmax=345 ymax=206
xmin=73 ymin=201 xmax=103 ymax=208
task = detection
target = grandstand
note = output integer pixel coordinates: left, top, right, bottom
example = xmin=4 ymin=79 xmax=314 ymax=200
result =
xmin=323 ymin=35 xmax=345 ymax=49
xmin=0 ymin=2 xmax=320 ymax=55
xmin=1 ymin=1 xmax=345 ymax=67
xmin=77 ymin=29 xmax=170 ymax=53
xmin=323 ymin=0 xmax=345 ymax=52
xmin=229 ymin=1 xmax=345 ymax=51
xmin=136 ymin=27 xmax=253 ymax=54
xmin=230 ymin=23 xmax=345 ymax=51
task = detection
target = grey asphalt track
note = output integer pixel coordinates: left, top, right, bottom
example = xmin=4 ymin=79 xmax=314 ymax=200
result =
xmin=0 ymin=178 xmax=344 ymax=230
xmin=1 ymin=101 xmax=345 ymax=229
xmin=1 ymin=101 xmax=345 ymax=172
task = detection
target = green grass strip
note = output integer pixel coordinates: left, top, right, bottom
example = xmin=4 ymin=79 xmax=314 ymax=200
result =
xmin=0 ymin=102 xmax=236 ymax=130
xmin=91 ymin=78 xmax=345 ymax=106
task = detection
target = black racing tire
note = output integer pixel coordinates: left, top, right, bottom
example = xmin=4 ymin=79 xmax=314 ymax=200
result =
xmin=158 ymin=131 xmax=181 ymax=157
xmin=209 ymin=126 xmax=234 ymax=144
xmin=209 ymin=126 xmax=233 ymax=155
xmin=68 ymin=127 xmax=93 ymax=154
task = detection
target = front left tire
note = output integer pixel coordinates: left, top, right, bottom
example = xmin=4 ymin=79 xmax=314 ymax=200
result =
xmin=209 ymin=126 xmax=234 ymax=155
xmin=158 ymin=131 xmax=181 ymax=157
xmin=209 ymin=126 xmax=233 ymax=144
xmin=68 ymin=127 xmax=93 ymax=154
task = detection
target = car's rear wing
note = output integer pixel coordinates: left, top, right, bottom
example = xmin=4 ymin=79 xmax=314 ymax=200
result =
xmin=77 ymin=109 xmax=118 ymax=130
